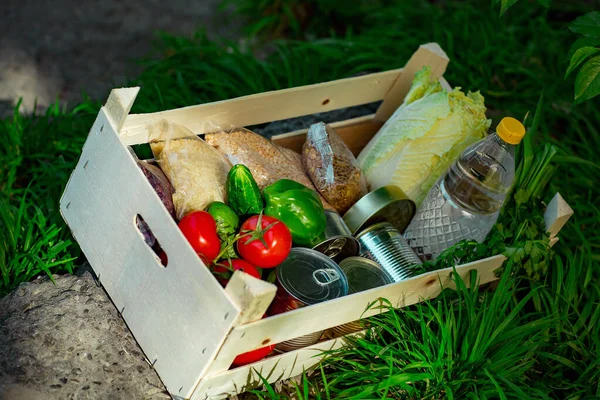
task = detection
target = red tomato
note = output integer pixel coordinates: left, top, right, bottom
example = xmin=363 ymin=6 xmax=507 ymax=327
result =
xmin=237 ymin=215 xmax=292 ymax=268
xmin=178 ymin=211 xmax=221 ymax=261
xmin=213 ymin=259 xmax=261 ymax=286
xmin=231 ymin=314 xmax=274 ymax=367
xmin=232 ymin=343 xmax=275 ymax=367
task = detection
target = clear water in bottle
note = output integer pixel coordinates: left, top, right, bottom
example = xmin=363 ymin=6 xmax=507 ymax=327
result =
xmin=403 ymin=117 xmax=526 ymax=261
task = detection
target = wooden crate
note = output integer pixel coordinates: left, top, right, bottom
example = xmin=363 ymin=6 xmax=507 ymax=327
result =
xmin=59 ymin=43 xmax=573 ymax=400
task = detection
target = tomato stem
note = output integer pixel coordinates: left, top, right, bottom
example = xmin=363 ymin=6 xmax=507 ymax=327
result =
xmin=213 ymin=232 xmax=250 ymax=263
xmin=212 ymin=211 xmax=281 ymax=263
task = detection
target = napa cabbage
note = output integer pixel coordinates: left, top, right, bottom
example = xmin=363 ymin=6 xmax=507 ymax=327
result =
xmin=358 ymin=66 xmax=491 ymax=206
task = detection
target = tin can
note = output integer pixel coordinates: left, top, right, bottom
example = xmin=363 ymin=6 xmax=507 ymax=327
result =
xmin=311 ymin=210 xmax=360 ymax=262
xmin=330 ymin=257 xmax=393 ymax=337
xmin=356 ymin=222 xmax=422 ymax=282
xmin=343 ymin=185 xmax=416 ymax=235
xmin=267 ymin=248 xmax=349 ymax=352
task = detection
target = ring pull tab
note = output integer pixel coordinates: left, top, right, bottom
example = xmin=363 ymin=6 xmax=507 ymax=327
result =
xmin=312 ymin=268 xmax=341 ymax=286
xmin=323 ymin=238 xmax=347 ymax=259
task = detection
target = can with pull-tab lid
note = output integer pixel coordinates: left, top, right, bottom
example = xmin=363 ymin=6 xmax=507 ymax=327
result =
xmin=267 ymin=248 xmax=349 ymax=352
xmin=343 ymin=185 xmax=416 ymax=236
xmin=329 ymin=257 xmax=393 ymax=337
xmin=311 ymin=210 xmax=360 ymax=263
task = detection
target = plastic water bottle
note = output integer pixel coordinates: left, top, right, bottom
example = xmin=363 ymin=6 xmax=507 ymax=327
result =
xmin=403 ymin=117 xmax=526 ymax=261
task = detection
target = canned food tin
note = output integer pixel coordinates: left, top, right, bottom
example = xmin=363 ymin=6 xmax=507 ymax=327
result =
xmin=267 ymin=248 xmax=349 ymax=352
xmin=340 ymin=257 xmax=393 ymax=293
xmin=357 ymin=222 xmax=422 ymax=282
xmin=311 ymin=210 xmax=360 ymax=262
xmin=330 ymin=257 xmax=393 ymax=336
xmin=343 ymin=185 xmax=416 ymax=235
xmin=272 ymin=331 xmax=325 ymax=353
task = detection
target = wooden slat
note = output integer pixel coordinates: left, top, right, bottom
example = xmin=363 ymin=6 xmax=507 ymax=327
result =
xmin=120 ymin=69 xmax=403 ymax=146
xmin=59 ymin=109 xmax=239 ymax=399
xmin=374 ymin=43 xmax=450 ymax=122
xmin=544 ymin=193 xmax=574 ymax=238
xmin=105 ymin=87 xmax=140 ymax=131
xmin=225 ymin=271 xmax=277 ymax=327
xmin=210 ymin=255 xmax=506 ymax=365
xmin=192 ymin=333 xmax=363 ymax=400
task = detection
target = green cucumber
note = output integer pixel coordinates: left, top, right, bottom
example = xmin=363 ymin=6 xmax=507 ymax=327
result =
xmin=226 ymin=164 xmax=264 ymax=216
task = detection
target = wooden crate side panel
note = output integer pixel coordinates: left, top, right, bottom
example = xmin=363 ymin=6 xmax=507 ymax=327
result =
xmin=206 ymin=255 xmax=505 ymax=373
xmin=205 ymin=190 xmax=574 ymax=381
xmin=119 ymin=69 xmax=402 ymax=146
xmin=59 ymin=109 xmax=240 ymax=398
xmin=193 ymin=334 xmax=360 ymax=400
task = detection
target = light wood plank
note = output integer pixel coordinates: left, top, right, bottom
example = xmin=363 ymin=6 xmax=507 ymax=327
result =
xmin=544 ymin=193 xmax=574 ymax=238
xmin=225 ymin=271 xmax=277 ymax=327
xmin=192 ymin=333 xmax=363 ymax=400
xmin=211 ymin=255 xmax=506 ymax=364
xmin=198 ymin=273 xmax=278 ymax=378
xmin=374 ymin=43 xmax=450 ymax=122
xmin=105 ymin=87 xmax=140 ymax=131
xmin=59 ymin=108 xmax=239 ymax=399
xmin=120 ymin=69 xmax=403 ymax=146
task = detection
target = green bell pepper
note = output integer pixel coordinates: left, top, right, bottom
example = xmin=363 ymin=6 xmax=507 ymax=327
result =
xmin=263 ymin=179 xmax=326 ymax=246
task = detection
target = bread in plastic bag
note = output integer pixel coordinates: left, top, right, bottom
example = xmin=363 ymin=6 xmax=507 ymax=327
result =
xmin=302 ymin=122 xmax=367 ymax=214
xmin=147 ymin=119 xmax=231 ymax=220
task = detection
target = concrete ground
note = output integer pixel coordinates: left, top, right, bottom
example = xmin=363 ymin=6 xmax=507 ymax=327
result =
xmin=0 ymin=0 xmax=232 ymax=116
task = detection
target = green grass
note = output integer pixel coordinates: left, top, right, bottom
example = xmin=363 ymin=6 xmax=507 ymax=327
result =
xmin=0 ymin=0 xmax=599 ymax=397
xmin=0 ymin=102 xmax=97 ymax=295
xmin=315 ymin=271 xmax=555 ymax=399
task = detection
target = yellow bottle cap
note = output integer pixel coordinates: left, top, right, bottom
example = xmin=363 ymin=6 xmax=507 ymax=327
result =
xmin=497 ymin=117 xmax=526 ymax=145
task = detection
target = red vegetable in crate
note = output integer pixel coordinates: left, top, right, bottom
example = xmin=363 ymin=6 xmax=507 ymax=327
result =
xmin=237 ymin=214 xmax=292 ymax=268
xmin=178 ymin=211 xmax=221 ymax=261
xmin=212 ymin=259 xmax=261 ymax=286
xmin=158 ymin=250 xmax=168 ymax=266
xmin=232 ymin=343 xmax=275 ymax=367
xmin=231 ymin=314 xmax=275 ymax=367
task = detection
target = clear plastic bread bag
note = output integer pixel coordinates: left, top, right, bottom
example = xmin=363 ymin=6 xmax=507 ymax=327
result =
xmin=205 ymin=127 xmax=335 ymax=209
xmin=147 ymin=119 xmax=231 ymax=220
xmin=302 ymin=122 xmax=368 ymax=214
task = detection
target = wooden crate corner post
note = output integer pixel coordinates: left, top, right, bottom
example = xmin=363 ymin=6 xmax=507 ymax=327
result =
xmin=203 ymin=273 xmax=277 ymax=375
xmin=104 ymin=87 xmax=140 ymax=131
xmin=225 ymin=271 xmax=278 ymax=326
xmin=544 ymin=193 xmax=574 ymax=240
xmin=374 ymin=43 xmax=450 ymax=122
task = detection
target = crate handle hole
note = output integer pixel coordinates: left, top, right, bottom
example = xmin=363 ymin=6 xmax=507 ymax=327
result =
xmin=134 ymin=214 xmax=168 ymax=267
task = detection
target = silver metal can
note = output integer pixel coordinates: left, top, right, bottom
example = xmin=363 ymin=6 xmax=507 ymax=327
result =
xmin=272 ymin=331 xmax=325 ymax=353
xmin=343 ymin=185 xmax=416 ymax=235
xmin=267 ymin=248 xmax=349 ymax=352
xmin=311 ymin=210 xmax=360 ymax=262
xmin=330 ymin=257 xmax=393 ymax=337
xmin=356 ymin=222 xmax=422 ymax=282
